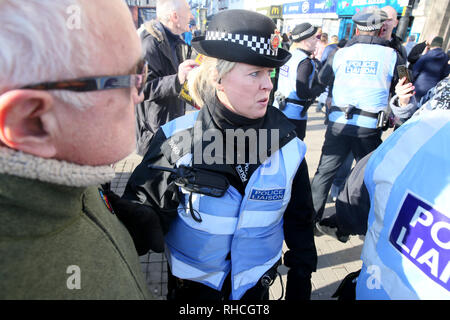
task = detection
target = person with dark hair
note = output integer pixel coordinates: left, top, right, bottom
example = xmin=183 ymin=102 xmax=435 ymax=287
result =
xmin=407 ymin=40 xmax=429 ymax=70
xmin=123 ymin=9 xmax=317 ymax=301
xmin=281 ymin=33 xmax=291 ymax=51
xmin=412 ymin=36 xmax=450 ymax=101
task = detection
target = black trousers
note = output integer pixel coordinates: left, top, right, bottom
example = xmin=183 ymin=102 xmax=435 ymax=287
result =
xmin=310 ymin=127 xmax=382 ymax=222
xmin=167 ymin=266 xmax=270 ymax=301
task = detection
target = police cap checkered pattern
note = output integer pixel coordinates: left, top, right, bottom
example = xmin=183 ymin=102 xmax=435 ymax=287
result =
xmin=291 ymin=23 xmax=318 ymax=42
xmin=352 ymin=6 xmax=388 ymax=31
xmin=192 ymin=9 xmax=291 ymax=68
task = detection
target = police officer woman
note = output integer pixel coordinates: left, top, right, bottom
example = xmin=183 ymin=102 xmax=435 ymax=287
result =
xmin=122 ymin=9 xmax=317 ymax=301
xmin=274 ymin=22 xmax=325 ymax=140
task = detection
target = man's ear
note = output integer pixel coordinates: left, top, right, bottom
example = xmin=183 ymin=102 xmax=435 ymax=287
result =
xmin=0 ymin=90 xmax=57 ymax=158
xmin=171 ymin=11 xmax=179 ymax=24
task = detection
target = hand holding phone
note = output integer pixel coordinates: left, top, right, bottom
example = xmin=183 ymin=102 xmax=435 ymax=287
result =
xmin=397 ymin=65 xmax=411 ymax=84
xmin=395 ymin=73 xmax=415 ymax=107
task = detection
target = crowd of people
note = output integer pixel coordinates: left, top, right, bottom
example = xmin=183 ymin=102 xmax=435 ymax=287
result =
xmin=0 ymin=0 xmax=448 ymax=301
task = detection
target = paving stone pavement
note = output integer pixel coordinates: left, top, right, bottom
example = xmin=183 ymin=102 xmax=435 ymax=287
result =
xmin=111 ymin=106 xmax=392 ymax=300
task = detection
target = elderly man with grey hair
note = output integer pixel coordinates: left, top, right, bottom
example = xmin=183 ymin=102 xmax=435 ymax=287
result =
xmin=135 ymin=0 xmax=198 ymax=156
xmin=0 ymin=0 xmax=157 ymax=299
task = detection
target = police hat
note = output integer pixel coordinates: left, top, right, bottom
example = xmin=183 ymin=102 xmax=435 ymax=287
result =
xmin=352 ymin=6 xmax=388 ymax=31
xmin=291 ymin=23 xmax=318 ymax=42
xmin=191 ymin=10 xmax=291 ymax=68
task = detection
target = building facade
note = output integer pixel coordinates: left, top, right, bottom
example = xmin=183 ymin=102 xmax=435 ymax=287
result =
xmin=126 ymin=0 xmax=448 ymax=50
xmin=125 ymin=0 xmax=156 ymax=27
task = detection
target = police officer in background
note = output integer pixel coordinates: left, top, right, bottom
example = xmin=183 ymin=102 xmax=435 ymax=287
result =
xmin=274 ymin=23 xmax=326 ymax=140
xmin=311 ymin=6 xmax=398 ymax=226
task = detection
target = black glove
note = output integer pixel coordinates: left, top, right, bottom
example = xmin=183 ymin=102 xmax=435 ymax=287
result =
xmin=101 ymin=186 xmax=165 ymax=255
xmin=332 ymin=269 xmax=360 ymax=300
xmin=285 ymin=270 xmax=312 ymax=300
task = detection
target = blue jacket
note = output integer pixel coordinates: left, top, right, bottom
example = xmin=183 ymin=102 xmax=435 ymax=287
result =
xmin=275 ymin=49 xmax=314 ymax=121
xmin=413 ymin=48 xmax=450 ymax=101
xmin=356 ymin=110 xmax=450 ymax=299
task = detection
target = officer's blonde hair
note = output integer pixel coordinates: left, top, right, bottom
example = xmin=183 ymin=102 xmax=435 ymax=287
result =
xmin=187 ymin=56 xmax=236 ymax=108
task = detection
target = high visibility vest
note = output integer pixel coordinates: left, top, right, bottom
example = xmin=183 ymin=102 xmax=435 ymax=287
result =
xmin=356 ymin=110 xmax=450 ymax=299
xmin=161 ymin=112 xmax=305 ymax=300
xmin=329 ymin=43 xmax=397 ymax=129
xmin=275 ymin=49 xmax=314 ymax=120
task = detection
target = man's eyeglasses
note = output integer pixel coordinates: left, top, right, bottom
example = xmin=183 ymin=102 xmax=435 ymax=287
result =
xmin=21 ymin=60 xmax=148 ymax=95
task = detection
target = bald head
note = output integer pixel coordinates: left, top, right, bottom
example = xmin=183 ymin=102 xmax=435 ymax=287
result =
xmin=380 ymin=6 xmax=399 ymax=40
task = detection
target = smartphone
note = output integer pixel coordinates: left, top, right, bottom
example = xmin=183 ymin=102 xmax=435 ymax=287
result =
xmin=397 ymin=65 xmax=411 ymax=83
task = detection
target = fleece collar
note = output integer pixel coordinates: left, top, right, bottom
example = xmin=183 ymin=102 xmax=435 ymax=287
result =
xmin=0 ymin=147 xmax=115 ymax=187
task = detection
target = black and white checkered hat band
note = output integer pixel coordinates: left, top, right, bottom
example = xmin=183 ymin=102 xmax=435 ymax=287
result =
xmin=356 ymin=22 xmax=383 ymax=31
xmin=291 ymin=25 xmax=315 ymax=40
xmin=205 ymin=31 xmax=277 ymax=56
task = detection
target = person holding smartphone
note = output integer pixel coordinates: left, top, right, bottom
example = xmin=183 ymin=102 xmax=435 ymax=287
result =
xmin=390 ymin=74 xmax=449 ymax=126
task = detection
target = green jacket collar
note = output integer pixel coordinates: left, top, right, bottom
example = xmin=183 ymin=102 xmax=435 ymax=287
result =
xmin=0 ymin=147 xmax=116 ymax=238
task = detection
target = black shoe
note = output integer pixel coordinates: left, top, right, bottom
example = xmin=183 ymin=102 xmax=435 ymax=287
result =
xmin=316 ymin=221 xmax=350 ymax=243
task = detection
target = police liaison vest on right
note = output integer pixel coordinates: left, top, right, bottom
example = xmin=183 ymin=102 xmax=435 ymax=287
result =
xmin=311 ymin=6 xmax=400 ymax=225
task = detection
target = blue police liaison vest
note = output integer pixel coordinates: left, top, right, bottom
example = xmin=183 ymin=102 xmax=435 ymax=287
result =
xmin=274 ymin=49 xmax=315 ymax=121
xmin=356 ymin=110 xmax=450 ymax=299
xmin=329 ymin=43 xmax=397 ymax=129
xmin=160 ymin=112 xmax=306 ymax=300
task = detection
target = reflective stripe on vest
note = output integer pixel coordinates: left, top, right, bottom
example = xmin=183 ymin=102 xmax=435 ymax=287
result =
xmin=163 ymin=119 xmax=305 ymax=299
xmin=275 ymin=49 xmax=314 ymax=120
xmin=356 ymin=110 xmax=450 ymax=299
xmin=331 ymin=43 xmax=396 ymax=127
xmin=161 ymin=110 xmax=199 ymax=138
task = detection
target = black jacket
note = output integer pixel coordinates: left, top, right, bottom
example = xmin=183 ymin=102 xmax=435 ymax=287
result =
xmin=135 ymin=20 xmax=189 ymax=156
xmin=389 ymin=34 xmax=407 ymax=66
xmin=123 ymin=98 xmax=317 ymax=299
xmin=295 ymin=49 xmax=325 ymax=108
xmin=334 ymin=152 xmax=372 ymax=236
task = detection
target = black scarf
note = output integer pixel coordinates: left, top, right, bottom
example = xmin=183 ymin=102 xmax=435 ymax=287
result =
xmin=203 ymin=95 xmax=268 ymax=189
xmin=205 ymin=95 xmax=265 ymax=131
